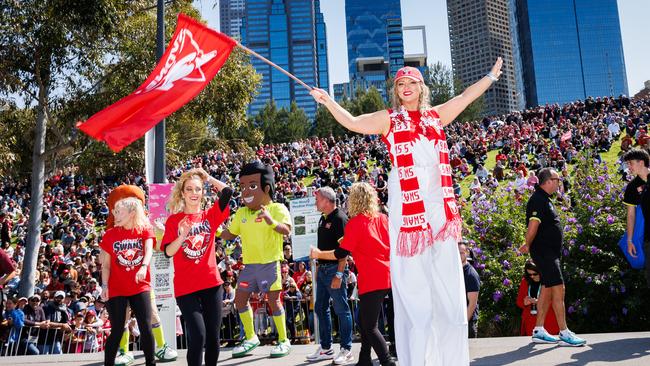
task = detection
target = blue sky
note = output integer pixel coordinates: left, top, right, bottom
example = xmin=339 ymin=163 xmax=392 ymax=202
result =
xmin=196 ymin=0 xmax=649 ymax=95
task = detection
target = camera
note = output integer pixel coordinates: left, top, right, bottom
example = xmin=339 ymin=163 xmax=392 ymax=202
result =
xmin=530 ymin=304 xmax=537 ymax=315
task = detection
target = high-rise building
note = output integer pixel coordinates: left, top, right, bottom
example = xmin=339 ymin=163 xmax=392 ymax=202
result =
xmin=516 ymin=0 xmax=628 ymax=107
xmin=242 ymin=0 xmax=329 ymax=119
xmin=219 ymin=0 xmax=246 ymax=39
xmin=447 ymin=0 xmax=524 ymax=116
xmin=344 ymin=0 xmax=404 ymax=100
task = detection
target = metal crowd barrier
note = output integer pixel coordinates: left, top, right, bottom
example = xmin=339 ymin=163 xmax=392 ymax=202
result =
xmin=0 ymin=325 xmax=108 ymax=356
xmin=1 ymin=297 xmax=392 ymax=356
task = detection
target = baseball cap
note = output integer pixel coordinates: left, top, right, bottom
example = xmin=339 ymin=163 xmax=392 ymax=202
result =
xmin=394 ymin=66 xmax=424 ymax=83
xmin=54 ymin=290 xmax=66 ymax=298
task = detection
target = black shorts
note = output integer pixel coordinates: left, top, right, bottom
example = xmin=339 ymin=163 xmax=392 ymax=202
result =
xmin=531 ymin=254 xmax=563 ymax=287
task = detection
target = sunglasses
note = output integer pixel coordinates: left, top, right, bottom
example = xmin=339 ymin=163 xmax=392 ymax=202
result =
xmin=527 ymin=271 xmax=539 ymax=276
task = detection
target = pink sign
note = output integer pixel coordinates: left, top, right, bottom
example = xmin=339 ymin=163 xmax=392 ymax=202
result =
xmin=148 ymin=183 xmax=175 ymax=250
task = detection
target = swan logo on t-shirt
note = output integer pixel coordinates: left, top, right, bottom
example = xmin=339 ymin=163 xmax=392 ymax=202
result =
xmin=113 ymin=239 xmax=144 ymax=271
xmin=183 ymin=219 xmax=212 ymax=263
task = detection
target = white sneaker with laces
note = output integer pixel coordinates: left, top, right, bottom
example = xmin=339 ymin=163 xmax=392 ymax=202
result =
xmin=115 ymin=350 xmax=135 ymax=366
xmin=333 ymin=348 xmax=354 ymax=365
xmin=270 ymin=339 xmax=292 ymax=358
xmin=155 ymin=342 xmax=178 ymax=361
xmin=306 ymin=345 xmax=335 ymax=361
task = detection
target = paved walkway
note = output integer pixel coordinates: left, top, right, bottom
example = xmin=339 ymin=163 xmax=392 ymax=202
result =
xmin=1 ymin=332 xmax=649 ymax=365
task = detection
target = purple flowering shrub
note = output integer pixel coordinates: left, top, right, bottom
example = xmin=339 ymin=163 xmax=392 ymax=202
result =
xmin=463 ymin=181 xmax=530 ymax=336
xmin=463 ymin=152 xmax=650 ymax=336
xmin=561 ymin=154 xmax=650 ymax=332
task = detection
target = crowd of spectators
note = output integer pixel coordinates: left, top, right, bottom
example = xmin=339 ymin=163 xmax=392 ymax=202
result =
xmin=0 ymin=95 xmax=649 ymax=354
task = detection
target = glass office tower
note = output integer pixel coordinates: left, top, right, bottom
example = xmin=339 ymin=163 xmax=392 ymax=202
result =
xmin=345 ymin=0 xmax=404 ymax=100
xmin=242 ymin=0 xmax=329 ymax=119
xmin=516 ymin=0 xmax=628 ymax=107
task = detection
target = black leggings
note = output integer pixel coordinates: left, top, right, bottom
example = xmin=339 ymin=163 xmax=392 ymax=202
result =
xmin=105 ymin=291 xmax=155 ymax=366
xmin=176 ymin=285 xmax=223 ymax=366
xmin=358 ymin=288 xmax=391 ymax=364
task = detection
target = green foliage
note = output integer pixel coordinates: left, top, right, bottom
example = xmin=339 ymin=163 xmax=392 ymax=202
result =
xmin=0 ymin=1 xmax=261 ymax=177
xmin=310 ymin=87 xmax=384 ymax=138
xmin=0 ymin=107 xmax=35 ymax=175
xmin=354 ymin=87 xmax=386 ymax=114
xmin=311 ymin=104 xmax=348 ymax=137
xmin=465 ymin=151 xmax=650 ymax=336
xmin=253 ymin=101 xmax=310 ymax=144
xmin=424 ymin=62 xmax=454 ymax=106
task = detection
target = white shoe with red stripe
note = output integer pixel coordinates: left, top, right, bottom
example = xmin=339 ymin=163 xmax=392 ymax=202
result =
xmin=306 ymin=345 xmax=335 ymax=361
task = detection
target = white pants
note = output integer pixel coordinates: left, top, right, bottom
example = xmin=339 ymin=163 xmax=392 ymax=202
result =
xmin=390 ymin=236 xmax=469 ymax=366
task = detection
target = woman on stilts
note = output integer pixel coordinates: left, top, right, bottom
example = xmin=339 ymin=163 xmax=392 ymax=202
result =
xmin=310 ymin=58 xmax=503 ymax=365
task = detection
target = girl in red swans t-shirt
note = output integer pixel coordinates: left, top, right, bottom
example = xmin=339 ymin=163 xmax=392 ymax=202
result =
xmin=310 ymin=182 xmax=395 ymax=366
xmin=100 ymin=197 xmax=155 ymax=366
xmin=161 ymin=168 xmax=232 ymax=366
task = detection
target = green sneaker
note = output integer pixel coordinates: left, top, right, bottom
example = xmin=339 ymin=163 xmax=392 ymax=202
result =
xmin=270 ymin=339 xmax=292 ymax=358
xmin=232 ymin=336 xmax=260 ymax=358
xmin=115 ymin=350 xmax=135 ymax=366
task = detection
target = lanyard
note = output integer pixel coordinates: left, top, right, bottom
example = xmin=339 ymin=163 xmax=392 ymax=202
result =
xmin=528 ymin=283 xmax=541 ymax=299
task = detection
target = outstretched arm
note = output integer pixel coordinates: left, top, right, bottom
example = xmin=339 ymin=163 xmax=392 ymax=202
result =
xmin=311 ymin=88 xmax=390 ymax=135
xmin=434 ymin=58 xmax=503 ymax=126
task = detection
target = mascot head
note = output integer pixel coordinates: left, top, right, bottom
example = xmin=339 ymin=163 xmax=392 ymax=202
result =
xmin=239 ymin=162 xmax=275 ymax=210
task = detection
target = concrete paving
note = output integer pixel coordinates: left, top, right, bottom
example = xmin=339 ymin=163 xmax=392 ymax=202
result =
xmin=0 ymin=332 xmax=649 ymax=365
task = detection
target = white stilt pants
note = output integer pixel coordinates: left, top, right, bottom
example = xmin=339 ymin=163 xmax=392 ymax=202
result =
xmin=390 ymin=236 xmax=469 ymax=366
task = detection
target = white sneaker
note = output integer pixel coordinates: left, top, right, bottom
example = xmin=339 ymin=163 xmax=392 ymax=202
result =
xmin=115 ymin=350 xmax=135 ymax=366
xmin=232 ymin=336 xmax=260 ymax=358
xmin=270 ymin=339 xmax=292 ymax=358
xmin=306 ymin=345 xmax=335 ymax=361
xmin=333 ymin=348 xmax=354 ymax=365
xmin=155 ymin=342 xmax=178 ymax=361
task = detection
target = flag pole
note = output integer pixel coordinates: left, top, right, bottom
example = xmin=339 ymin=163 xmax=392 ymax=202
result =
xmin=237 ymin=42 xmax=313 ymax=92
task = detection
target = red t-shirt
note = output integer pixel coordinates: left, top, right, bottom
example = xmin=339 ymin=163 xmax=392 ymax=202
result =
xmin=161 ymin=203 xmax=229 ymax=297
xmin=99 ymin=226 xmax=155 ymax=297
xmin=339 ymin=213 xmax=390 ymax=295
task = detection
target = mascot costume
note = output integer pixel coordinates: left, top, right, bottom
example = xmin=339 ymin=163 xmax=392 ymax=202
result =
xmin=220 ymin=162 xmax=293 ymax=358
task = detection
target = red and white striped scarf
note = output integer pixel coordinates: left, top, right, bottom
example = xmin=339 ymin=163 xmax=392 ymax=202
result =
xmin=387 ymin=107 xmax=462 ymax=257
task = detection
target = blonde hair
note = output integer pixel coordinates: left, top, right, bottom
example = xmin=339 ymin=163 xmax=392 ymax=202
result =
xmin=390 ymin=80 xmax=432 ymax=112
xmin=347 ymin=182 xmax=379 ymax=218
xmin=167 ymin=169 xmax=206 ymax=214
xmin=113 ymin=197 xmax=151 ymax=231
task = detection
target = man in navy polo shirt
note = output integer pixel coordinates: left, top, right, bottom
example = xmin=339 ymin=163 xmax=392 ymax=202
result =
xmin=306 ymin=187 xmax=353 ymax=365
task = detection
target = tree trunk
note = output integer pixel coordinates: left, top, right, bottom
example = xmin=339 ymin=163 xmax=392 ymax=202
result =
xmin=18 ymin=89 xmax=47 ymax=298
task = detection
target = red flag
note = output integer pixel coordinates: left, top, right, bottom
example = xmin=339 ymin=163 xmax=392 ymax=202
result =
xmin=78 ymin=14 xmax=236 ymax=152
xmin=560 ymin=131 xmax=572 ymax=142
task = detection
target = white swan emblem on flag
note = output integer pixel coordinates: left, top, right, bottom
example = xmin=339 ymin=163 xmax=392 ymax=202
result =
xmin=138 ymin=28 xmax=218 ymax=93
